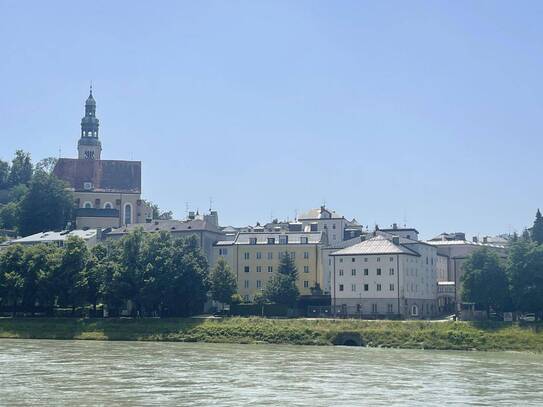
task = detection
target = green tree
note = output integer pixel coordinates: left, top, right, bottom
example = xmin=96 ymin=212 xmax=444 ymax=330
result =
xmin=53 ymin=236 xmax=89 ymax=314
xmin=531 ymin=209 xmax=543 ymax=244
xmin=8 ymin=150 xmax=33 ymax=187
xmin=0 ymin=245 xmax=26 ymax=315
xmin=263 ymin=252 xmax=299 ymax=306
xmin=507 ymin=240 xmax=543 ymax=313
xmin=18 ymin=171 xmax=74 ymax=236
xmin=0 ymin=202 xmax=18 ymax=230
xmin=22 ymin=244 xmax=59 ymax=314
xmin=210 ymin=258 xmax=237 ymax=305
xmin=82 ymin=244 xmax=109 ymax=313
xmin=35 ymin=157 xmax=58 ymax=175
xmin=461 ymin=248 xmax=510 ymax=313
xmin=0 ymin=159 xmax=9 ymax=189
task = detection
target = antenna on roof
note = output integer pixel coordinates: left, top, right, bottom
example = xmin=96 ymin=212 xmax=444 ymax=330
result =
xmin=294 ymin=209 xmax=298 ymax=221
xmin=58 ymin=146 xmax=62 ymax=159
xmin=185 ymin=202 xmax=189 ymax=217
xmin=209 ymin=197 xmax=213 ymax=212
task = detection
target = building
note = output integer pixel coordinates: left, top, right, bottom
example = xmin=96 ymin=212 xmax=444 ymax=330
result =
xmin=330 ymin=234 xmax=438 ymax=318
xmin=4 ymin=229 xmax=99 ymax=249
xmin=213 ymin=231 xmax=327 ymax=301
xmin=378 ymin=224 xmax=419 ymax=241
xmin=105 ymin=211 xmax=224 ymax=265
xmin=427 ymin=232 xmax=508 ymax=313
xmin=298 ymin=206 xmax=349 ymax=246
xmin=53 ymin=88 xmax=152 ymax=230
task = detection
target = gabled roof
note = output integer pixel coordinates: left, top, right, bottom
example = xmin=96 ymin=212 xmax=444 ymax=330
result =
xmin=298 ymin=206 xmax=344 ymax=220
xmin=53 ymin=158 xmax=141 ymax=193
xmin=10 ymin=229 xmax=97 ymax=244
xmin=331 ymin=235 xmax=420 ymax=256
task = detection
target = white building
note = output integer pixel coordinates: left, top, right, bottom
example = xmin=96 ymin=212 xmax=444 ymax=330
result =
xmin=298 ymin=206 xmax=349 ymax=246
xmin=4 ymin=229 xmax=99 ymax=249
xmin=330 ymin=234 xmax=438 ymax=318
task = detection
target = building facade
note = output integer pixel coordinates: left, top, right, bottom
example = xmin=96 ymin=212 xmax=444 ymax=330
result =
xmin=330 ymin=234 xmax=438 ymax=318
xmin=53 ymin=88 xmax=151 ymax=229
xmin=213 ymin=232 xmax=327 ymax=301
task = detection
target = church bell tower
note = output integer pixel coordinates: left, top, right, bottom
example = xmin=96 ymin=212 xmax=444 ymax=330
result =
xmin=78 ymin=86 xmax=102 ymax=160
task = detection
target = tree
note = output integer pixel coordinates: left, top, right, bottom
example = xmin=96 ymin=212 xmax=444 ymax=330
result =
xmin=0 ymin=159 xmax=9 ymax=189
xmin=18 ymin=171 xmax=74 ymax=236
xmin=531 ymin=209 xmax=543 ymax=244
xmin=210 ymin=258 xmax=237 ymax=305
xmin=461 ymin=248 xmax=510 ymax=313
xmin=8 ymin=150 xmax=33 ymax=187
xmin=0 ymin=202 xmax=18 ymax=230
xmin=35 ymin=157 xmax=58 ymax=175
xmin=0 ymin=245 xmax=26 ymax=315
xmin=263 ymin=252 xmax=299 ymax=306
xmin=22 ymin=244 xmax=59 ymax=314
xmin=507 ymin=240 xmax=543 ymax=313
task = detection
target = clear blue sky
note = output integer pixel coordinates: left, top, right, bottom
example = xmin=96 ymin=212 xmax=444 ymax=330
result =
xmin=1 ymin=1 xmax=542 ymax=239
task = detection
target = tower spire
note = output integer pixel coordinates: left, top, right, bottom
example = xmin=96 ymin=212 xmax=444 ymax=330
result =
xmin=78 ymin=86 xmax=101 ymax=160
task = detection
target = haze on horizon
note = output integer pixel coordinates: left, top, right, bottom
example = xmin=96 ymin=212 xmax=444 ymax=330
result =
xmin=1 ymin=1 xmax=542 ymax=240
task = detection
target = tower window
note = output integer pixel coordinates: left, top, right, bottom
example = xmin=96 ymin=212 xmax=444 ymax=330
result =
xmin=124 ymin=203 xmax=132 ymax=225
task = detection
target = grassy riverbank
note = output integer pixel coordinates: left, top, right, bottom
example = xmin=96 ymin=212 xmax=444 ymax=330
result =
xmin=0 ymin=317 xmax=542 ymax=352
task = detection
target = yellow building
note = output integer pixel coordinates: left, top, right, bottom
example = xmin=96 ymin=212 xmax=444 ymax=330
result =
xmin=214 ymin=232 xmax=327 ymax=301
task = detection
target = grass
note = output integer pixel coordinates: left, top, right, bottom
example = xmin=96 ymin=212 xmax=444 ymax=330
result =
xmin=0 ymin=317 xmax=542 ymax=352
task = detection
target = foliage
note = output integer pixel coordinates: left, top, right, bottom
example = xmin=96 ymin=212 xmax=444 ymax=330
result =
xmin=263 ymin=252 xmax=299 ymax=306
xmin=507 ymin=240 xmax=543 ymax=313
xmin=18 ymin=171 xmax=74 ymax=236
xmin=0 ymin=160 xmax=9 ymax=189
xmin=0 ymin=202 xmax=18 ymax=230
xmin=531 ymin=209 xmax=543 ymax=244
xmin=35 ymin=157 xmax=58 ymax=175
xmin=7 ymin=150 xmax=33 ymax=187
xmin=461 ymin=248 xmax=510 ymax=312
xmin=210 ymin=258 xmax=237 ymax=304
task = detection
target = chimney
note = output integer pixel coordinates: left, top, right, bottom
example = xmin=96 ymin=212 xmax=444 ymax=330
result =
xmin=472 ymin=236 xmax=478 ymax=243
xmin=392 ymin=236 xmax=400 ymax=245
xmin=392 ymin=223 xmax=398 ymax=230
xmin=483 ymin=237 xmax=488 ymax=244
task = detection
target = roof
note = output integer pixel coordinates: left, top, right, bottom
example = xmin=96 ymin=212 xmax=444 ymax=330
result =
xmin=216 ymin=231 xmax=325 ymax=246
xmin=53 ymin=158 xmax=141 ymax=193
xmin=379 ymin=227 xmax=419 ymax=234
xmin=298 ymin=206 xmax=344 ymax=220
xmin=106 ymin=218 xmax=223 ymax=235
xmin=10 ymin=229 xmax=97 ymax=244
xmin=323 ymin=235 xmax=369 ymax=250
xmin=330 ymin=235 xmax=420 ymax=257
xmin=427 ymin=239 xmax=507 ymax=249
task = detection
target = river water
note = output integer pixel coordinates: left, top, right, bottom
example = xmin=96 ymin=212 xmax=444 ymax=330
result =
xmin=0 ymin=340 xmax=542 ymax=406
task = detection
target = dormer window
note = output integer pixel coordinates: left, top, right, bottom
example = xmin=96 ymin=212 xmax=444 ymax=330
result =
xmin=249 ymin=237 xmax=257 ymax=245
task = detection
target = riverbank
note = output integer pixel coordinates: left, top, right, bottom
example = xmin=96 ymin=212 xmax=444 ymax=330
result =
xmin=0 ymin=317 xmax=542 ymax=352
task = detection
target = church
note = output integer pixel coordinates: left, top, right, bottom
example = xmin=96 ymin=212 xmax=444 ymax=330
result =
xmin=53 ymin=88 xmax=152 ymax=229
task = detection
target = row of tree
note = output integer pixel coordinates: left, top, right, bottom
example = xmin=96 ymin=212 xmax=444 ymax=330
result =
xmin=0 ymin=230 xmax=212 ymax=317
xmin=462 ymin=210 xmax=543 ymax=314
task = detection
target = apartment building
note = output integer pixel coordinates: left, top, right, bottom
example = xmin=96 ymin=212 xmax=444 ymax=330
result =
xmin=330 ymin=234 xmax=438 ymax=318
xmin=213 ymin=232 xmax=327 ymax=301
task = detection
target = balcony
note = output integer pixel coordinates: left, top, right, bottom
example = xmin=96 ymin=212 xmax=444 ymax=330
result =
xmin=76 ymin=208 xmax=120 ymax=218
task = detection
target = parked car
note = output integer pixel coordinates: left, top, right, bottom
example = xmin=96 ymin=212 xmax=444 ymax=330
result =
xmin=520 ymin=313 xmax=536 ymax=322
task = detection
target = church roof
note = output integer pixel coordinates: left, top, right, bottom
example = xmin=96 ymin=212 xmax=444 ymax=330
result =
xmin=53 ymin=158 xmax=141 ymax=193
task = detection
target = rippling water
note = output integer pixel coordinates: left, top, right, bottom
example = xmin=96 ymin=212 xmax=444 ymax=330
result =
xmin=1 ymin=339 xmax=542 ymax=406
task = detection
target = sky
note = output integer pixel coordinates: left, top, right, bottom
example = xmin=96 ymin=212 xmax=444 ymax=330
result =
xmin=1 ymin=1 xmax=542 ymax=239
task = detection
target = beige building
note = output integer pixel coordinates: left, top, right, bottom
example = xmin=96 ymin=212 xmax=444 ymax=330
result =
xmin=213 ymin=232 xmax=327 ymax=301
xmin=53 ymin=88 xmax=151 ymax=229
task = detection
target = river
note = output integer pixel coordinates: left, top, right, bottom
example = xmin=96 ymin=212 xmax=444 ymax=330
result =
xmin=0 ymin=339 xmax=542 ymax=406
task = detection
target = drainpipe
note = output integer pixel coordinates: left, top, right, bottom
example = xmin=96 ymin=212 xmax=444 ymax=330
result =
xmin=397 ymin=254 xmax=401 ymax=318
xmin=332 ymin=255 xmax=336 ymax=318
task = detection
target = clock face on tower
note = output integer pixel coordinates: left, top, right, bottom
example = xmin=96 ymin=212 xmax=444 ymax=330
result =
xmin=85 ymin=150 xmax=95 ymax=160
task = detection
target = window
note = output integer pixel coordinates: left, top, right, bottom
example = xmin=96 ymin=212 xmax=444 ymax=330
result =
xmin=390 ymin=257 xmax=394 ymax=262
xmin=124 ymin=203 xmax=132 ymax=225
xmin=389 ymin=284 xmax=394 ymax=291
xmin=244 ymin=266 xmax=250 ymax=273
xmin=372 ymin=304 xmax=378 ymax=314
xmin=267 ymin=266 xmax=273 ymax=273
xmin=377 ymin=284 xmax=382 ymax=291
xmin=268 ymin=238 xmax=275 ymax=245
xmin=256 ymin=280 xmax=262 ymax=288
xmin=332 ymin=223 xmax=336 ymax=229
xmin=104 ymin=202 xmax=113 ymax=209
xmin=244 ymin=253 xmax=250 ymax=260
xmin=339 ymin=269 xmax=344 ymax=276
xmin=219 ymin=248 xmax=228 ymax=256
xmin=244 ymin=280 xmax=250 ymax=289
xmin=364 ymin=284 xmax=369 ymax=291
xmin=249 ymin=237 xmax=257 ymax=245
xmin=303 ymin=281 xmax=309 ymax=288
xmin=377 ymin=257 xmax=381 ymax=262
xmin=351 ymin=269 xmax=356 ymax=276
xmin=304 ymin=266 xmax=309 ymax=273
xmin=389 ymin=268 xmax=395 ymax=275
xmin=300 ymin=236 xmax=308 ymax=244
xmin=279 ymin=235 xmax=288 ymax=245
xmin=268 ymin=252 xmax=273 ymax=260
xmin=256 ymin=252 xmax=262 ymax=259
xmin=304 ymin=251 xmax=309 ymax=259
xmin=83 ymin=201 xmax=93 ymax=209
xmin=411 ymin=305 xmax=419 ymax=316
xmin=364 ymin=268 xmax=369 ymax=276
xmin=351 ymin=257 xmax=356 ymax=262
xmin=339 ymin=284 xmax=344 ymax=292
xmin=387 ymin=304 xmax=393 ymax=313
xmin=339 ymin=258 xmax=343 ymax=263
xmin=377 ymin=268 xmax=382 ymax=276
xmin=364 ymin=257 xmax=368 ymax=262
xmin=351 ymin=284 xmax=356 ymax=292
xmin=290 ymin=252 xmax=295 ymax=260
xmin=328 ymin=259 xmax=332 ymax=266
xmin=426 ymin=257 xmax=429 ymax=265
xmin=256 ymin=266 xmax=262 ymax=273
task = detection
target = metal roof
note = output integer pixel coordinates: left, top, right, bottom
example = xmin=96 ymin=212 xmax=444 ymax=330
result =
xmin=331 ymin=235 xmax=420 ymax=256
xmin=216 ymin=231 xmax=325 ymax=246
xmin=11 ymin=229 xmax=97 ymax=244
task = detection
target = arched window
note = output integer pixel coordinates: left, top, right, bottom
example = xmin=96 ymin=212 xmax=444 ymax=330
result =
xmin=104 ymin=202 xmax=113 ymax=209
xmin=411 ymin=305 xmax=419 ymax=317
xmin=83 ymin=201 xmax=93 ymax=209
xmin=124 ymin=203 xmax=132 ymax=225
